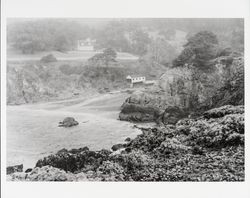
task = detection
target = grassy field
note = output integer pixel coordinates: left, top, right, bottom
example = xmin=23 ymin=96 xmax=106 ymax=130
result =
xmin=7 ymin=50 xmax=139 ymax=61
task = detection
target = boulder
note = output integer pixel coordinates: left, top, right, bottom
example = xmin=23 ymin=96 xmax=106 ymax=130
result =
xmin=111 ymin=143 xmax=124 ymax=151
xmin=58 ymin=117 xmax=79 ymax=127
xmin=125 ymin=137 xmax=131 ymax=142
xmin=25 ymin=168 xmax=33 ymax=173
xmin=119 ymin=90 xmax=165 ymax=122
xmin=36 ymin=148 xmax=111 ymax=173
xmin=161 ymin=106 xmax=188 ymax=125
xmin=7 ymin=164 xmax=23 ymax=175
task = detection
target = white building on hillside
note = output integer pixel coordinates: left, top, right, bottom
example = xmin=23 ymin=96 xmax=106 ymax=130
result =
xmin=126 ymin=75 xmax=146 ymax=87
xmin=77 ymin=38 xmax=96 ymax=51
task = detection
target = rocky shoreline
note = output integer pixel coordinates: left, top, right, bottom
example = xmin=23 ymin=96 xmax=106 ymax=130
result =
xmin=7 ymin=105 xmax=244 ymax=181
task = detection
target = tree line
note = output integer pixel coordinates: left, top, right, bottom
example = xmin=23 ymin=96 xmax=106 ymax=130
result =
xmin=7 ymin=19 xmax=243 ymax=66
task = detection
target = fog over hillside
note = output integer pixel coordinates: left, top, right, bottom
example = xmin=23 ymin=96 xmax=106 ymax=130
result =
xmin=7 ymin=18 xmax=243 ymax=55
xmin=6 ymin=18 xmax=245 ymax=182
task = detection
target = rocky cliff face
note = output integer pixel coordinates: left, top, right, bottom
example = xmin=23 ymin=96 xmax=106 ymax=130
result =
xmin=7 ymin=64 xmax=82 ymax=104
xmin=7 ymin=63 xmax=127 ymax=105
xmin=119 ymin=55 xmax=244 ymax=124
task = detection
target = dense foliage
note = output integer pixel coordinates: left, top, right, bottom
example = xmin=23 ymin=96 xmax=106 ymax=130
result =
xmin=8 ymin=20 xmax=91 ymax=53
xmin=172 ymin=31 xmax=219 ymax=69
xmin=88 ymin=48 xmax=117 ymax=66
xmin=40 ymin=54 xmax=57 ymax=63
xmin=8 ymin=19 xmax=243 ymax=64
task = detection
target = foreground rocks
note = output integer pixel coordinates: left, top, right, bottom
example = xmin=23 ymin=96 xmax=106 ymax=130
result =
xmin=7 ymin=166 xmax=88 ymax=181
xmin=7 ymin=164 xmax=23 ymax=175
xmin=36 ymin=147 xmax=111 ymax=173
xmin=8 ymin=105 xmax=244 ymax=181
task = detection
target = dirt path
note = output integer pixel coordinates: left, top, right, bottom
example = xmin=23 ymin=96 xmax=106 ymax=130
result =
xmin=7 ymin=51 xmax=139 ymax=61
xmin=7 ymin=92 xmax=144 ymax=169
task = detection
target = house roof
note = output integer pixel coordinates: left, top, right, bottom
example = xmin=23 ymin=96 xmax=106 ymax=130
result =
xmin=127 ymin=75 xmax=145 ymax=79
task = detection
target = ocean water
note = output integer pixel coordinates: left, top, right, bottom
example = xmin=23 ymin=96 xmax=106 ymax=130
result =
xmin=6 ymin=93 xmax=142 ymax=169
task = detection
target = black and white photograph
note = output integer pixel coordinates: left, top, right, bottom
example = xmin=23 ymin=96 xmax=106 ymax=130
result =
xmin=1 ymin=0 xmax=250 ymax=197
xmin=5 ymin=17 xmax=245 ymax=182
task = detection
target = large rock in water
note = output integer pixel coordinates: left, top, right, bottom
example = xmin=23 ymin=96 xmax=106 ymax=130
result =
xmin=58 ymin=117 xmax=79 ymax=127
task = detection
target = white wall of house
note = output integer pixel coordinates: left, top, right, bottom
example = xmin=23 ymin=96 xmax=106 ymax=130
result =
xmin=131 ymin=77 xmax=146 ymax=83
xmin=77 ymin=39 xmax=95 ymax=51
xmin=126 ymin=76 xmax=146 ymax=83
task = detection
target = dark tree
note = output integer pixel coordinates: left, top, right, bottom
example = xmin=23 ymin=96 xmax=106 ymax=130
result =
xmin=103 ymin=48 xmax=117 ymax=61
xmin=88 ymin=48 xmax=117 ymax=67
xmin=7 ymin=20 xmax=90 ymax=54
xmin=40 ymin=54 xmax=57 ymax=63
xmin=131 ymin=29 xmax=151 ymax=56
xmin=173 ymin=31 xmax=219 ymax=70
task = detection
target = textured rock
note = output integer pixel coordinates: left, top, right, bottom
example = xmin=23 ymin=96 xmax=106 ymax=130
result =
xmin=203 ymin=105 xmax=244 ymax=119
xmin=176 ymin=105 xmax=244 ymax=148
xmin=36 ymin=147 xmax=111 ymax=173
xmin=125 ymin=137 xmax=131 ymax=142
xmin=7 ymin=166 xmax=87 ymax=181
xmin=111 ymin=143 xmax=125 ymax=151
xmin=7 ymin=164 xmax=23 ymax=175
xmin=58 ymin=117 xmax=79 ymax=127
xmin=119 ymin=90 xmax=165 ymax=122
xmin=161 ymin=106 xmax=188 ymax=124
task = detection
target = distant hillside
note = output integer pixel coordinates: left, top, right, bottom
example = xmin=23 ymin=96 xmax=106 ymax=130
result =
xmin=7 ymin=18 xmax=243 ymax=63
xmin=7 ymin=59 xmax=166 ymax=105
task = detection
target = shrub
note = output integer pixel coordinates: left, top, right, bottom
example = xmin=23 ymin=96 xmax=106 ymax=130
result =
xmin=40 ymin=54 xmax=57 ymax=63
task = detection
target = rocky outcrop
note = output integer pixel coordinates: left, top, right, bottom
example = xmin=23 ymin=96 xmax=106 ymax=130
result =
xmin=175 ymin=105 xmax=244 ymax=148
xmin=203 ymin=105 xmax=244 ymax=119
xmin=7 ymin=166 xmax=88 ymax=181
xmin=7 ymin=164 xmax=23 ymax=175
xmin=119 ymin=55 xmax=244 ymax=125
xmin=36 ymin=147 xmax=111 ymax=173
xmin=111 ymin=143 xmax=125 ymax=151
xmin=119 ymin=89 xmax=167 ymax=122
xmin=58 ymin=117 xmax=79 ymax=127
xmin=8 ymin=105 xmax=244 ymax=181
xmin=119 ymin=67 xmax=194 ymax=123
xmin=161 ymin=106 xmax=188 ymax=124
